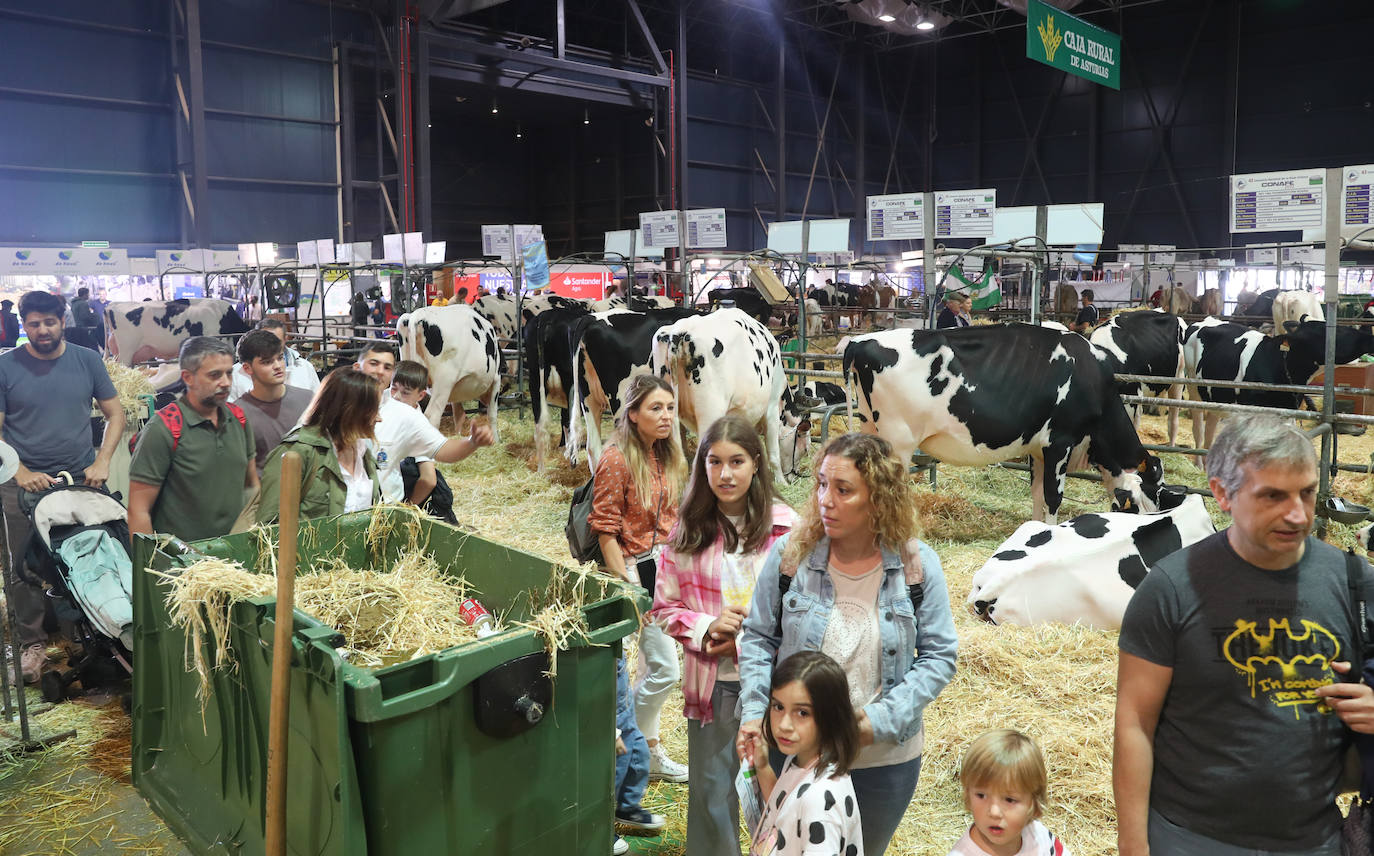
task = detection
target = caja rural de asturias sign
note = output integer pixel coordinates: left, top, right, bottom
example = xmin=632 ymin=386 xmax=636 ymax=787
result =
xmin=1026 ymin=0 xmax=1121 ymax=90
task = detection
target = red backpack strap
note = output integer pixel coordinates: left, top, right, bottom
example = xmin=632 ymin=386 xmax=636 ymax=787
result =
xmin=157 ymin=402 xmax=185 ymax=454
xmin=226 ymin=402 xmax=247 ymax=428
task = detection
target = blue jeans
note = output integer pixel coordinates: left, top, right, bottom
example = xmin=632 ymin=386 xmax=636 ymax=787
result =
xmin=686 ymin=680 xmax=742 ymax=856
xmin=1148 ymin=809 xmax=1340 ymax=856
xmin=614 ymin=657 xmax=649 ymax=815
xmin=850 ymin=756 xmax=922 ymax=856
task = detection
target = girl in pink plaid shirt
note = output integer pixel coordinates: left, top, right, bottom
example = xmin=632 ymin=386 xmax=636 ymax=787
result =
xmin=652 ymin=414 xmax=799 ymax=856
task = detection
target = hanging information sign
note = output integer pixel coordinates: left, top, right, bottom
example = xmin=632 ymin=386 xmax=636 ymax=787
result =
xmin=640 ymin=211 xmax=680 ymax=249
xmin=424 ymin=242 xmax=446 ymax=264
xmin=155 ymin=249 xmax=211 ymax=273
xmin=480 ymin=225 xmax=544 ymax=260
xmin=866 ymin=193 xmax=925 ymax=241
xmin=1026 ymin=0 xmax=1121 ymax=90
xmin=0 ymin=248 xmax=130 ymax=276
xmin=685 ymin=209 xmax=727 ymax=248
xmin=935 ymin=189 xmax=997 ymax=239
xmin=1344 ymin=164 xmax=1374 ymax=227
xmin=1229 ymin=169 xmax=1326 ymax=232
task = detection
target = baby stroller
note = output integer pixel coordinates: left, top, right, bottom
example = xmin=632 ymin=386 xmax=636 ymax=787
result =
xmin=17 ymin=478 xmax=134 ymax=703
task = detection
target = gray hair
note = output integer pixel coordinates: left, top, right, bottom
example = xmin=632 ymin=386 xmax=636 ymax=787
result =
xmin=1206 ymin=413 xmax=1317 ymax=495
xmin=179 ymin=336 xmax=235 ymax=373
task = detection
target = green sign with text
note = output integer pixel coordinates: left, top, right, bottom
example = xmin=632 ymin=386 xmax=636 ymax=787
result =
xmin=1026 ymin=0 xmax=1121 ymax=90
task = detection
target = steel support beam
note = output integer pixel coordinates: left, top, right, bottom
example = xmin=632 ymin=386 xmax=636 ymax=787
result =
xmin=556 ymin=0 xmax=566 ymax=61
xmin=424 ymin=29 xmax=669 ymax=90
xmin=624 ymin=0 xmax=669 ymax=76
xmin=417 ymin=27 xmax=432 ymax=238
xmin=339 ymin=43 xmax=356 ymax=241
xmin=855 ymin=46 xmax=866 ymax=251
xmin=776 ymin=39 xmax=786 ymax=222
xmin=170 ymin=0 xmax=210 ymax=248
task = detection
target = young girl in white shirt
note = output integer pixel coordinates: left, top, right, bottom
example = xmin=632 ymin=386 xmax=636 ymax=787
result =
xmin=741 ymin=650 xmax=863 ymax=856
xmin=946 ymin=730 xmax=1070 ymax=856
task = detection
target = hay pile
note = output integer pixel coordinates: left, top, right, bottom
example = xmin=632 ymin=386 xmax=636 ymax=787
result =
xmin=155 ymin=546 xmax=485 ymax=697
xmin=103 ymin=359 xmax=155 ymax=421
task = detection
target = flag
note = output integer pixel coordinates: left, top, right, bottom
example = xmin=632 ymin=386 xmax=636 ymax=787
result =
xmin=948 ymin=262 xmax=1002 ymax=311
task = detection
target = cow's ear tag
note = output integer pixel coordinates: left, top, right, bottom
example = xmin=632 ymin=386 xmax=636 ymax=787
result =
xmin=1279 ymin=340 xmax=1291 ymax=352
xmin=1136 ymin=459 xmax=1148 ymax=472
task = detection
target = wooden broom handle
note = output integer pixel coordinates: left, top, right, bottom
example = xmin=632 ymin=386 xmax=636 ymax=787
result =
xmin=265 ymin=451 xmax=302 ymax=856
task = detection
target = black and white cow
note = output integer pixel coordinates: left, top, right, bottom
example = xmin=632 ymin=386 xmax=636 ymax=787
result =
xmin=568 ymin=307 xmax=699 ymax=469
xmin=473 ymin=293 xmax=518 ymax=342
xmin=519 ymin=294 xmax=590 ymax=328
xmin=396 ymin=304 xmax=501 ymax=439
xmin=104 ymin=298 xmax=250 ymax=365
xmin=841 ymin=325 xmax=1167 ymax=523
xmin=706 ymin=288 xmax=773 ymax=327
xmin=1184 ymin=318 xmax=1374 ymax=456
xmin=967 ymin=493 xmax=1215 ymax=629
xmin=523 ymin=301 xmax=593 ymax=473
xmin=650 ymin=308 xmax=795 ymax=480
xmin=1089 ymin=310 xmax=1188 ymax=446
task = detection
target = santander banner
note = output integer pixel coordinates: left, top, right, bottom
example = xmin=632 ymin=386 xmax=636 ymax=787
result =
xmin=547 ymin=269 xmax=609 ymax=300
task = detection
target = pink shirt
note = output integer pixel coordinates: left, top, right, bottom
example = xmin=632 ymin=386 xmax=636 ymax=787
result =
xmin=650 ymin=502 xmax=797 ymax=724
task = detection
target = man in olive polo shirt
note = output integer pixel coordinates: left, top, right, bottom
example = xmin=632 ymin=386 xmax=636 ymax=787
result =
xmin=128 ymin=337 xmax=258 ymax=542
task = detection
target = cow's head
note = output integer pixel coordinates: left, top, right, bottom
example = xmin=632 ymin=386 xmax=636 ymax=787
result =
xmin=1108 ymin=454 xmax=1166 ymax=513
xmin=778 ymin=385 xmax=812 ymax=482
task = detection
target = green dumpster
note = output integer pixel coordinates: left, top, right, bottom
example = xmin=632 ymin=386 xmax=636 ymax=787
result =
xmin=131 ymin=509 xmax=645 ymax=856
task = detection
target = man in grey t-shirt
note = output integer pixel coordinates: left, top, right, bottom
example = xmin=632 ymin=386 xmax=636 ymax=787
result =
xmin=233 ymin=330 xmax=312 ymax=475
xmin=0 ymin=291 xmax=124 ymax=683
xmin=1114 ymin=413 xmax=1374 ymax=855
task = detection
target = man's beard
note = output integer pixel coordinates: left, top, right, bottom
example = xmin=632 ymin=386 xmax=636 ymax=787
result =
xmin=199 ymin=391 xmax=225 ymax=409
xmin=29 ymin=334 xmax=61 ymax=354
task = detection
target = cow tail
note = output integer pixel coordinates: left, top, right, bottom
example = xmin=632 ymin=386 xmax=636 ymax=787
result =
xmin=567 ymin=340 xmax=585 ymax=466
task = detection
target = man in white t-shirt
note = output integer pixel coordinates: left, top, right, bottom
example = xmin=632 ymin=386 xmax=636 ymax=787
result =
xmin=354 ymin=342 xmax=493 ymax=502
xmin=228 ymin=319 xmax=321 ymax=401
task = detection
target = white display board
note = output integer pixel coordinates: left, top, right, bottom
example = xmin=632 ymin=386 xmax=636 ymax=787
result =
xmin=0 ymin=247 xmax=131 ymax=276
xmin=210 ymin=250 xmax=240 ymax=271
xmin=1229 ymin=168 xmax=1326 ymax=232
xmin=807 ymin=219 xmax=851 ymax=254
xmin=1046 ymin=202 xmax=1105 ymax=245
xmin=866 ymin=192 xmax=925 ymax=241
xmin=1283 ymin=245 xmax=1324 ymax=264
xmin=1244 ymin=244 xmax=1277 ymax=265
xmin=685 ymin=208 xmax=728 ymax=248
xmin=1118 ymin=244 xmax=1177 ymax=267
xmin=156 ymin=249 xmax=211 ymax=273
xmin=424 ymin=242 xmax=446 ymax=264
xmin=935 ymin=189 xmax=996 ymax=239
xmin=988 ymin=206 xmax=1036 ymax=245
xmin=767 ymin=221 xmax=804 ymax=255
xmin=639 ymin=211 xmax=680 ymax=249
xmin=603 ymin=230 xmax=633 ymax=260
xmin=381 ymin=232 xmax=425 ymax=264
xmin=296 ymin=238 xmax=335 ymax=266
xmin=1344 ymin=164 xmax=1374 ymax=227
xmin=336 ymin=242 xmax=371 ymax=264
xmin=480 ymin=225 xmax=544 ymax=261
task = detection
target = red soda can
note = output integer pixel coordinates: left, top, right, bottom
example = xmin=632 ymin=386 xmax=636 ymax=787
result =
xmin=459 ymin=598 xmax=499 ymax=638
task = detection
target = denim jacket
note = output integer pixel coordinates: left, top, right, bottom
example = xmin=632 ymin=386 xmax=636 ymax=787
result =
xmin=737 ymin=533 xmax=959 ymax=747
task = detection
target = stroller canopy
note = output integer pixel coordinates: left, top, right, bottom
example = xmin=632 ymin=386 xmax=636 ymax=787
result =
xmin=30 ymin=487 xmax=134 ymax=649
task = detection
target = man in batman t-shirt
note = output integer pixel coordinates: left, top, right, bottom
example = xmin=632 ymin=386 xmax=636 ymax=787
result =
xmin=1115 ymin=413 xmax=1374 ymax=856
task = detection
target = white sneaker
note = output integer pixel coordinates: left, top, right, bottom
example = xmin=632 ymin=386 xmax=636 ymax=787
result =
xmin=648 ymin=743 xmax=688 ymax=783
xmin=612 ymin=836 xmax=629 ymax=855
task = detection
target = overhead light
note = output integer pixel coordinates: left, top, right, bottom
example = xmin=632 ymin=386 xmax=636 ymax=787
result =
xmin=491 ymin=99 xmax=499 ymax=115
xmin=515 ymin=123 xmax=522 ymax=140
xmin=916 ymin=17 xmax=936 ymax=30
xmin=877 ymin=13 xmax=896 ymax=21
xmin=583 ymin=107 xmax=590 ymax=125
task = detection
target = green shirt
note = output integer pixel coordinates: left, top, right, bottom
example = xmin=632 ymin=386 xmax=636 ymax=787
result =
xmin=129 ymin=396 xmax=255 ymax=543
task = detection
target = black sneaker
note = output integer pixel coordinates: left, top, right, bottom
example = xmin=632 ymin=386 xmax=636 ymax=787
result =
xmin=613 ymin=808 xmax=665 ymax=832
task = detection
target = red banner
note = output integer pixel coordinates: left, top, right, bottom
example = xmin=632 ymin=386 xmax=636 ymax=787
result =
xmin=547 ymin=270 xmax=608 ymax=300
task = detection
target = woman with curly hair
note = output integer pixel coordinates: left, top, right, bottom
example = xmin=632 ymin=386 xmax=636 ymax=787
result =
xmin=735 ymin=432 xmax=959 ymax=855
